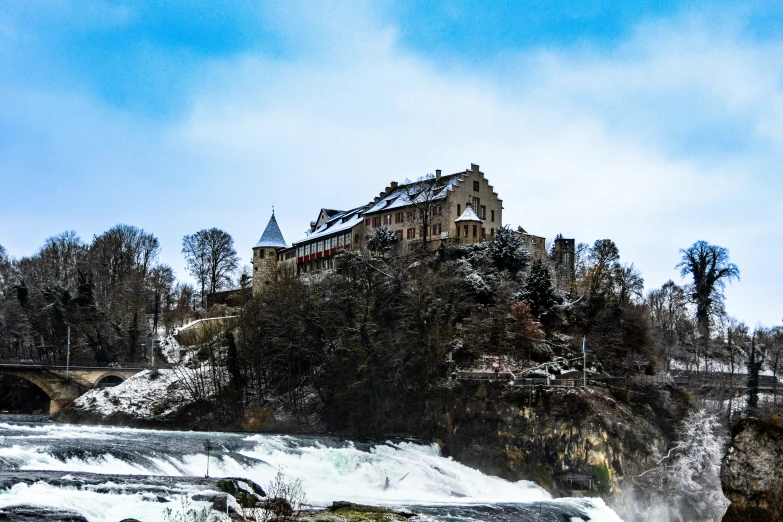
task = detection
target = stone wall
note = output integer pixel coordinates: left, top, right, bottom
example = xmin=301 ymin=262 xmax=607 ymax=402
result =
xmin=252 ymin=246 xmax=279 ymax=296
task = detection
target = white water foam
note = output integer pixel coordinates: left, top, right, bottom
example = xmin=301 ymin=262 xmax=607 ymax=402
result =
xmin=0 ymin=421 xmax=624 ymax=521
xmin=0 ymin=482 xmax=220 ymax=522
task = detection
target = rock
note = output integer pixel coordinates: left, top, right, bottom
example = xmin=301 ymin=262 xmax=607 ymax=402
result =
xmin=327 ymin=501 xmax=415 ymax=518
xmin=0 ymin=505 xmax=88 ymax=521
xmin=721 ymin=417 xmax=783 ymax=507
xmin=192 ymin=492 xmax=231 ymax=513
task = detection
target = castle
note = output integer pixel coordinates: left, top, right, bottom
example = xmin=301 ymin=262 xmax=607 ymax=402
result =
xmin=252 ymin=163 xmax=574 ymax=296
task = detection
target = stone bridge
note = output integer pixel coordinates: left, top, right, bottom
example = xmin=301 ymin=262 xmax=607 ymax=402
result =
xmin=0 ymin=364 xmax=145 ymax=415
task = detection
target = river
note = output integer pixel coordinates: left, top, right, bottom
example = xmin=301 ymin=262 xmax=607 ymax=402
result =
xmin=0 ymin=415 xmax=623 ymax=521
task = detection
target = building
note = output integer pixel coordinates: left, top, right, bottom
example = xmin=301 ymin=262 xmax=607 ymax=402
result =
xmin=251 ymin=212 xmax=288 ymax=295
xmin=552 ymin=235 xmax=576 ymax=292
xmin=360 ymin=163 xmax=503 ymax=251
xmin=251 ymin=163 xmax=574 ymax=297
xmin=516 ymin=227 xmax=547 ymax=261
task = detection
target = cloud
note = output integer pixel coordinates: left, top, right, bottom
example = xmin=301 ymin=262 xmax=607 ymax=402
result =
xmin=0 ymin=2 xmax=781 ymax=325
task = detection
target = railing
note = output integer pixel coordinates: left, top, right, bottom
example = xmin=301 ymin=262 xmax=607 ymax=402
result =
xmin=0 ymin=361 xmax=167 ymax=371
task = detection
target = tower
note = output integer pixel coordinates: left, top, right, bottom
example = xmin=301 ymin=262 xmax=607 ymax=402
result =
xmin=454 ymin=204 xmax=484 ymax=243
xmin=252 ymin=211 xmax=287 ymax=296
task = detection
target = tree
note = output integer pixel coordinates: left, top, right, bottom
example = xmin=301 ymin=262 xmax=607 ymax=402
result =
xmin=488 ymin=225 xmax=530 ymax=274
xmin=677 ymin=241 xmax=740 ymax=354
xmin=401 ymin=175 xmax=449 ymax=249
xmin=647 ymin=281 xmax=691 ymax=372
xmin=182 ymin=228 xmax=239 ymax=306
xmin=614 ymin=263 xmax=644 ymax=308
xmin=238 ymin=265 xmax=252 ymax=293
xmin=519 ymin=259 xmax=561 ymax=327
xmin=586 ymin=239 xmax=620 ymax=296
xmin=366 ymin=225 xmax=398 ymax=255
xmin=766 ymin=326 xmax=783 ymax=408
xmin=748 ymin=327 xmax=768 ymax=412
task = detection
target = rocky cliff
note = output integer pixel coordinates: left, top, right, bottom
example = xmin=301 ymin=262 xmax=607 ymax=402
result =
xmin=420 ymin=379 xmax=690 ymax=494
xmin=721 ymin=417 xmax=783 ymax=519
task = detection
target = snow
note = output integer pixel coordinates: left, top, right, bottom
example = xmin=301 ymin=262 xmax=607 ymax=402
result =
xmin=291 ymin=207 xmax=364 ymax=245
xmin=363 ymin=174 xmax=463 ymax=215
xmin=71 ymin=369 xmax=189 ymax=421
xmin=454 ymin=205 xmax=482 ymax=223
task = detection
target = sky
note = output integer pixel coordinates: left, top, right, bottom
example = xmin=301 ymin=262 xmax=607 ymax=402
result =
xmin=0 ymin=1 xmax=782 ymax=326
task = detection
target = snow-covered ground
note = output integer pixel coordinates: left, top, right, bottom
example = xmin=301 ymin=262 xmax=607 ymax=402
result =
xmin=72 ymin=369 xmax=190 ymax=421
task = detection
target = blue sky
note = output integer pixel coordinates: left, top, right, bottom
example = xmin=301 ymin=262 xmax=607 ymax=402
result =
xmin=1 ymin=1 xmax=782 ymax=326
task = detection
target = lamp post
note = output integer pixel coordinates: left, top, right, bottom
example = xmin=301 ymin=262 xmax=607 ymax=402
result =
xmin=204 ymin=439 xmax=213 ymax=478
xmin=65 ymin=326 xmax=71 ymax=381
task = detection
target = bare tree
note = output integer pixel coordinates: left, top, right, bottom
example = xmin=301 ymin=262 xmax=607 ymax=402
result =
xmin=401 ymin=175 xmax=449 ymax=249
xmin=647 ymin=280 xmax=691 ymax=372
xmin=182 ymin=228 xmax=239 ymax=307
xmin=766 ymin=325 xmax=783 ymax=408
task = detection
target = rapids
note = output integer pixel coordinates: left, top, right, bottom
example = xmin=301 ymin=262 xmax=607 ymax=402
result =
xmin=0 ymin=415 xmax=623 ymax=521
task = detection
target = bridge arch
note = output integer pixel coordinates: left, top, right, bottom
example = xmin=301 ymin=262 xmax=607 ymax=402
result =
xmin=92 ymin=372 xmax=126 ymax=387
xmin=0 ymin=370 xmax=58 ymax=401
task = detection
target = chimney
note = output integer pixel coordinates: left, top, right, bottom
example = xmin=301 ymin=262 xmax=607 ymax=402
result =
xmin=390 ymin=181 xmax=398 ymax=189
xmin=435 ymin=169 xmax=441 ymax=180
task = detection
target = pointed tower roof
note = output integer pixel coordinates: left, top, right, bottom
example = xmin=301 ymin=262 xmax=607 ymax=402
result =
xmin=255 ymin=212 xmax=287 ymax=248
xmin=455 ymin=205 xmax=483 ymax=223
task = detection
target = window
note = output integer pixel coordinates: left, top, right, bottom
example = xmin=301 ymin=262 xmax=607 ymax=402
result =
xmin=318 ymin=241 xmax=324 ymax=253
xmin=407 ymin=228 xmax=416 ymax=239
xmin=472 ymin=197 xmax=480 ymax=210
xmin=491 ymin=210 xmax=495 ymax=222
xmin=431 ymin=205 xmax=442 ymax=216
xmin=395 ymin=230 xmax=403 ymax=240
xmin=457 ymin=204 xmax=461 ymax=216
xmin=472 ymin=225 xmax=478 ymax=238
xmin=480 ymin=205 xmax=486 ymax=219
xmin=355 ymin=234 xmax=360 ymax=244
xmin=463 ymin=225 xmax=469 ymax=237
xmin=259 ymin=249 xmax=265 ymax=258
xmin=456 ymin=225 xmax=460 ymax=237
xmin=365 ymin=218 xmax=371 ymax=226
xmin=372 ymin=216 xmax=381 ymax=227
xmin=473 ymin=180 xmax=480 ymax=191
xmin=337 ymin=235 xmax=343 ymax=247
xmin=407 ymin=211 xmax=416 ymax=222
xmin=395 ymin=212 xmax=403 ymax=223
xmin=481 ymin=227 xmax=486 ymax=238
xmin=316 ymin=260 xmax=321 ymax=270
xmin=384 ymin=214 xmax=391 ymax=225
xmin=432 ymin=224 xmax=441 ymax=236
xmin=345 ymin=233 xmax=351 ymax=245
xmin=564 ymin=252 xmax=570 ymax=263
xmin=490 ymin=228 xmax=495 ymax=237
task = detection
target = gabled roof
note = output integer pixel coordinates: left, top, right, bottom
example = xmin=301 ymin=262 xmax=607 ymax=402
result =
xmin=455 ymin=205 xmax=483 ymax=223
xmin=255 ymin=213 xmax=287 ymax=248
xmin=292 ymin=206 xmax=366 ymax=246
xmin=364 ymin=174 xmax=463 ymax=214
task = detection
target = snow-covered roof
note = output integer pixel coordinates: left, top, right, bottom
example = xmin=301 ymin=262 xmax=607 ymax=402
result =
xmin=254 ymin=213 xmax=287 ymax=248
xmin=364 ymin=174 xmax=463 ymax=214
xmin=292 ymin=206 xmax=365 ymax=246
xmin=455 ymin=205 xmax=483 ymax=223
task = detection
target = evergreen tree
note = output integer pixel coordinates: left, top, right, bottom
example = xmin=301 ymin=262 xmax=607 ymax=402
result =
xmin=488 ymin=225 xmax=530 ymax=274
xmin=366 ymin=225 xmax=398 ymax=254
xmin=520 ymin=259 xmax=561 ymax=327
